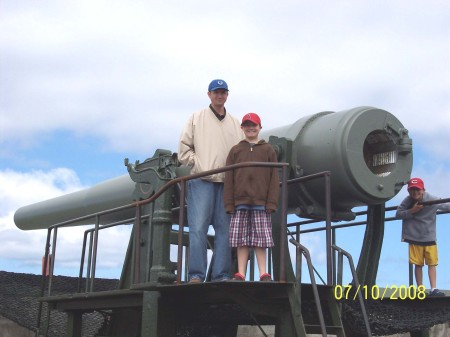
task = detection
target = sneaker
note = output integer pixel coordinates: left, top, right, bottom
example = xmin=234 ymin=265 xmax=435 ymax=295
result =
xmin=231 ymin=273 xmax=245 ymax=281
xmin=428 ymin=289 xmax=445 ymax=297
xmin=260 ymin=273 xmax=272 ymax=282
xmin=189 ymin=277 xmax=202 ymax=284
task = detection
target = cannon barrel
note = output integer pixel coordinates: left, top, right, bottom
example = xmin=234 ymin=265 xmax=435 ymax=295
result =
xmin=263 ymin=106 xmax=412 ymax=219
xmin=14 ymin=175 xmax=136 ymax=230
xmin=14 ymin=106 xmax=412 ymax=230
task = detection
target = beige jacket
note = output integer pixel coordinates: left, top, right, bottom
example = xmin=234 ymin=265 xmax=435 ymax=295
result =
xmin=178 ymin=107 xmax=243 ymax=182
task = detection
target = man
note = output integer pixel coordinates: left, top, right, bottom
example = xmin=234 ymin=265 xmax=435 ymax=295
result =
xmin=178 ymin=79 xmax=243 ymax=283
xmin=396 ymin=177 xmax=450 ymax=296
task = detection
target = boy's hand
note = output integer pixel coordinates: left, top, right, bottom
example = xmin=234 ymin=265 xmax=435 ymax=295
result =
xmin=409 ymin=202 xmax=424 ymax=214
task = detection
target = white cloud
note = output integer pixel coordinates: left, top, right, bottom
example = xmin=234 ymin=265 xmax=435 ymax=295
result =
xmin=0 ymin=168 xmax=83 ymax=217
xmin=0 ymin=169 xmax=129 ymax=277
xmin=2 ymin=0 xmax=450 ymax=158
xmin=0 ymin=168 xmax=80 ymax=273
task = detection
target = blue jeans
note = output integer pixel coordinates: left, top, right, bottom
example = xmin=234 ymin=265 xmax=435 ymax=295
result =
xmin=187 ymin=178 xmax=231 ymax=281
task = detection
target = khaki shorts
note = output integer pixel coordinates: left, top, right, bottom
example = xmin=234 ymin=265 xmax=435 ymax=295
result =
xmin=409 ymin=244 xmax=438 ymax=266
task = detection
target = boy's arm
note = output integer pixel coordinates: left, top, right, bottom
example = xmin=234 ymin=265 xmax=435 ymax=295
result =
xmin=395 ymin=197 xmax=415 ymax=219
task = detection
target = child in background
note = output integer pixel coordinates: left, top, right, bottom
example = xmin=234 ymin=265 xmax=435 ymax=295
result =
xmin=224 ymin=113 xmax=279 ymax=281
xmin=396 ymin=177 xmax=450 ymax=296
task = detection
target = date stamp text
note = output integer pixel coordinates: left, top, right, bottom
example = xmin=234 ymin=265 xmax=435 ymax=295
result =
xmin=334 ymin=284 xmax=426 ymax=300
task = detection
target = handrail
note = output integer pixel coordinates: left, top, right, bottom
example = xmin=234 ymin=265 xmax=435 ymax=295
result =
xmin=289 ymin=202 xmax=450 ymax=233
xmin=35 ymin=161 xmax=290 ymax=335
xmin=332 ymin=244 xmax=372 ymax=337
xmin=40 ymin=161 xmax=289 ymax=286
xmin=34 ymin=149 xmax=450 ymax=337
xmin=289 ymin=238 xmax=327 ymax=337
xmin=285 ymin=171 xmax=333 ymax=284
xmin=174 ymin=162 xmax=289 ymax=283
xmin=291 ymin=199 xmax=450 ymax=287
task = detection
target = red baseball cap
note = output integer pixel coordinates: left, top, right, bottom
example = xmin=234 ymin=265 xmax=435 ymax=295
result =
xmin=407 ymin=177 xmax=424 ymax=190
xmin=241 ymin=113 xmax=261 ymax=127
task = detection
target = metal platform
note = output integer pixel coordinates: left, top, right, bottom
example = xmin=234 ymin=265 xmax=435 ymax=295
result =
xmin=39 ymin=281 xmax=344 ymax=337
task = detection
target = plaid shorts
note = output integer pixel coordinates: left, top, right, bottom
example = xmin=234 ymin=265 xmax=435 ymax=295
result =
xmin=229 ymin=209 xmax=274 ymax=248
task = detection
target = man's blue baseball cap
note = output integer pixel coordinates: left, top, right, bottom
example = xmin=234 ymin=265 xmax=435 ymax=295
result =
xmin=208 ymin=79 xmax=228 ymax=91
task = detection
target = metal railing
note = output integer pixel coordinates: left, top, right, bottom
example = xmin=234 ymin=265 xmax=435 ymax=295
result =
xmin=35 ymin=160 xmax=292 ymax=336
xmin=39 ymin=161 xmax=289 ymax=292
xmin=291 ymin=200 xmax=450 ymax=287
xmin=290 ymin=238 xmax=328 ymax=337
xmin=333 ymin=244 xmax=372 ymax=336
xmin=35 ymin=153 xmax=450 ymax=336
xmin=285 ymin=171 xmax=333 ymax=284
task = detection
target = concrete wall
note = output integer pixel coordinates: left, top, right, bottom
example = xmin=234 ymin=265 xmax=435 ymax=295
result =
xmin=236 ymin=323 xmax=450 ymax=337
xmin=0 ymin=315 xmax=39 ymax=337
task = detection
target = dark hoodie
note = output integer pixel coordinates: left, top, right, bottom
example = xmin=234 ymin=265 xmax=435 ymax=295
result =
xmin=224 ymin=139 xmax=279 ymax=213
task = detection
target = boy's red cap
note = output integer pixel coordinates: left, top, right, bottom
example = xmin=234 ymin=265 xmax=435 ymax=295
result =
xmin=407 ymin=177 xmax=424 ymax=190
xmin=241 ymin=113 xmax=261 ymax=126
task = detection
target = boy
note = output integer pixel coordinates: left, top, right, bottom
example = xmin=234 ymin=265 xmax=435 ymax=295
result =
xmin=224 ymin=113 xmax=279 ymax=281
xmin=396 ymin=177 xmax=450 ymax=296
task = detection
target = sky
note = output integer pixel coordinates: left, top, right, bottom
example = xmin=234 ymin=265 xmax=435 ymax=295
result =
xmin=1 ymin=1 xmax=450 ymax=289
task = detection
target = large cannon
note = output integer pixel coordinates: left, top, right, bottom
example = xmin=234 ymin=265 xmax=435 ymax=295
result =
xmin=15 ymin=106 xmax=412 ymax=229
xmin=14 ymin=106 xmax=413 ymax=283
xmin=264 ymin=106 xmax=412 ymax=220
xmin=14 ymin=106 xmax=413 ymax=337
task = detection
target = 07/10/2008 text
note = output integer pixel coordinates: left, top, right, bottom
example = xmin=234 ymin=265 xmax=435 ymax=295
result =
xmin=334 ymin=284 xmax=426 ymax=300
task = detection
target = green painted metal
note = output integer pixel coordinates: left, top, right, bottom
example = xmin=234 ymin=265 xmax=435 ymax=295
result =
xmin=15 ymin=106 xmax=416 ymax=337
xmin=141 ymin=291 xmax=162 ymax=337
xmin=15 ymin=106 xmax=412 ymax=230
xmin=264 ymin=106 xmax=412 ymax=220
xmin=66 ymin=311 xmax=82 ymax=337
xmin=14 ymin=174 xmax=136 ymax=230
xmin=356 ymin=204 xmax=385 ymax=286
